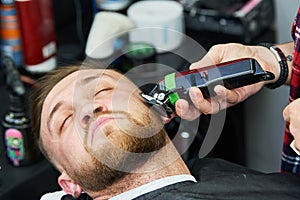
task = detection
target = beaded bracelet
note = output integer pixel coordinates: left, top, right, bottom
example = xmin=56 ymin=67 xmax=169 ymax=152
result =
xmin=258 ymin=43 xmax=289 ymax=89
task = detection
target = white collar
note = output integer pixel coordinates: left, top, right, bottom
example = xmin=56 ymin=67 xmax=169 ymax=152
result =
xmin=110 ymin=174 xmax=196 ymax=200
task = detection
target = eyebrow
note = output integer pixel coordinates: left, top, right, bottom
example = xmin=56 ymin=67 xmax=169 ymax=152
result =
xmin=80 ymin=75 xmax=100 ymax=85
xmin=47 ymin=101 xmax=64 ymax=135
xmin=79 ymin=71 xmax=117 ymax=85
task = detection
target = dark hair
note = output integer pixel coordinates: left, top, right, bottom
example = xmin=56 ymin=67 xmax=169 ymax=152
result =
xmin=31 ymin=66 xmax=81 ymax=161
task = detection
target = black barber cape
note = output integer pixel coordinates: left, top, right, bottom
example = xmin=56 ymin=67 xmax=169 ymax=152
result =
xmin=135 ymin=158 xmax=300 ymax=200
xmin=62 ymin=158 xmax=300 ymax=200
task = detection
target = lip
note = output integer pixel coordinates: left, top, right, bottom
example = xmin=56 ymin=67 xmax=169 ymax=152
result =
xmin=89 ymin=115 xmax=121 ymax=145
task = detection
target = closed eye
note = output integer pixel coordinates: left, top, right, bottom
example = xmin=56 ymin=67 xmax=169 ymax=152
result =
xmin=60 ymin=115 xmax=72 ymax=133
xmin=95 ymin=88 xmax=113 ymax=96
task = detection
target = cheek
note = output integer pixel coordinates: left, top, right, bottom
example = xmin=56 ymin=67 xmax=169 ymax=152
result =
xmin=125 ymin=94 xmax=147 ymax=114
xmin=110 ymin=91 xmax=135 ymax=110
xmin=111 ymin=81 xmax=139 ymax=106
xmin=59 ymin=126 xmax=92 ymax=165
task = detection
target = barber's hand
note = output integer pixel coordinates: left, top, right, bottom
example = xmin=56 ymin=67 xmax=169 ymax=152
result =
xmin=175 ymin=43 xmax=280 ymax=120
xmin=283 ymin=98 xmax=300 ymax=153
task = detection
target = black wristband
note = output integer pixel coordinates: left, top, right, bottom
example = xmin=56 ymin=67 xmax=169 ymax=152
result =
xmin=258 ymin=43 xmax=289 ymax=89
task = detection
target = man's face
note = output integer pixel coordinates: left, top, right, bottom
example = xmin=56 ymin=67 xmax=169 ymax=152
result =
xmin=40 ymin=69 xmax=167 ymax=191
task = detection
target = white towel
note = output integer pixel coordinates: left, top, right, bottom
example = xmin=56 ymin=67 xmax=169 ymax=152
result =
xmin=40 ymin=190 xmax=66 ymax=200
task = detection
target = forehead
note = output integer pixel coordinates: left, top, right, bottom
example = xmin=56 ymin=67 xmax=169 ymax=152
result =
xmin=46 ymin=69 xmax=123 ymax=99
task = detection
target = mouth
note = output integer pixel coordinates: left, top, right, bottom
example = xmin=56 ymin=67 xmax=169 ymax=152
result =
xmin=89 ymin=115 xmax=122 ymax=146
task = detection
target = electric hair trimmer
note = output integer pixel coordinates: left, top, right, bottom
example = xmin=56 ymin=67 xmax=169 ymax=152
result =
xmin=140 ymin=58 xmax=274 ymax=117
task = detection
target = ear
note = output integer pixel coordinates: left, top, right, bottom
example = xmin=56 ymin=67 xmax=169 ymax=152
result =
xmin=58 ymin=171 xmax=83 ymax=198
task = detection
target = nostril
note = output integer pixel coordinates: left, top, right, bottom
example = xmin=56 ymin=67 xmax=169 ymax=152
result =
xmin=93 ymin=107 xmax=102 ymax=114
xmin=82 ymin=115 xmax=91 ymax=125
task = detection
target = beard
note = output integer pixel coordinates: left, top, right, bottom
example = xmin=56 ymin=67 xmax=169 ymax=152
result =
xmin=65 ymin=108 xmax=168 ymax=192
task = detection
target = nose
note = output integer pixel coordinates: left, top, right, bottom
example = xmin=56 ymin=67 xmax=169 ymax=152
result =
xmin=80 ymin=104 xmax=107 ymax=128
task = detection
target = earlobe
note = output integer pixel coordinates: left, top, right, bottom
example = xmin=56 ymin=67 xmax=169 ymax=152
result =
xmin=58 ymin=171 xmax=82 ymax=198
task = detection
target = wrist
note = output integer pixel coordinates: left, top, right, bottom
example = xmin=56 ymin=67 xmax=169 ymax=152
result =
xmin=258 ymin=43 xmax=290 ymax=89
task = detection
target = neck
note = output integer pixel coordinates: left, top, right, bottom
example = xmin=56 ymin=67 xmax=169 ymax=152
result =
xmin=90 ymin=142 xmax=190 ymax=200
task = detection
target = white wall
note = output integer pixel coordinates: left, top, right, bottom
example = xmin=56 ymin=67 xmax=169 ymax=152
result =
xmin=275 ymin=0 xmax=299 ymax=43
xmin=244 ymin=0 xmax=298 ymax=173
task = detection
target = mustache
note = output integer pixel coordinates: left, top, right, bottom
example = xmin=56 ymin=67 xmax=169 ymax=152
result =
xmin=84 ymin=110 xmax=150 ymax=141
xmin=86 ymin=110 xmax=150 ymax=133
xmin=85 ymin=110 xmax=127 ymax=131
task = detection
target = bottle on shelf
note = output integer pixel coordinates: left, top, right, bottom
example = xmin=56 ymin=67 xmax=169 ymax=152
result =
xmin=0 ymin=0 xmax=24 ymax=67
xmin=15 ymin=0 xmax=57 ymax=73
xmin=1 ymin=56 xmax=41 ymax=167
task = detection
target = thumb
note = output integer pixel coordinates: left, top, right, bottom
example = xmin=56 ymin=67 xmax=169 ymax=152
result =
xmin=190 ymin=45 xmax=225 ymax=70
xmin=190 ymin=54 xmax=217 ymax=70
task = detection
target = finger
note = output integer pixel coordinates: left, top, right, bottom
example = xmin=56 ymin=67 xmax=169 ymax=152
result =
xmin=189 ymin=87 xmax=213 ymax=115
xmin=289 ymin=123 xmax=300 ymax=138
xmin=282 ymin=105 xmax=290 ymax=122
xmin=160 ymin=113 xmax=176 ymax=124
xmin=209 ymin=99 xmax=222 ymax=114
xmin=175 ymin=99 xmax=201 ymax=121
xmin=214 ymin=85 xmax=241 ymax=105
